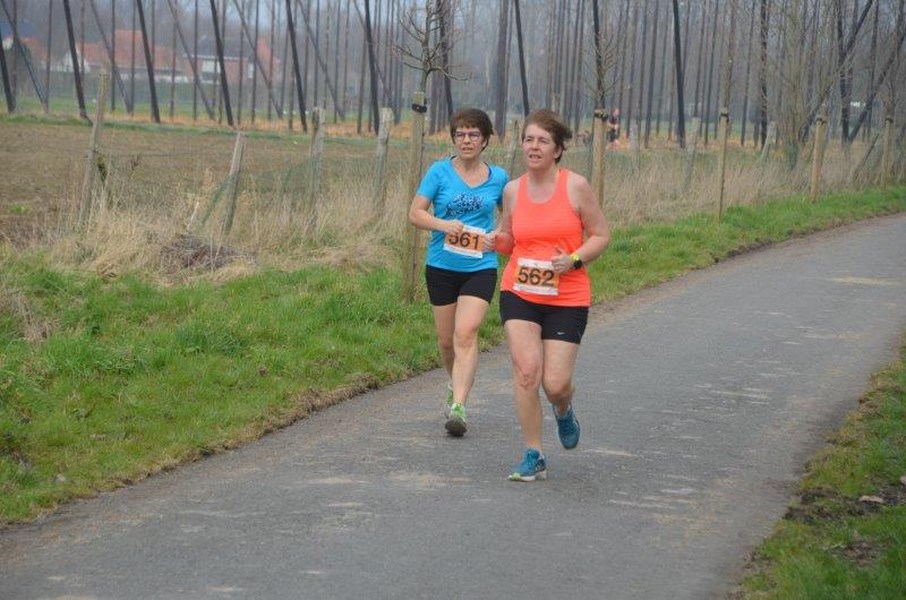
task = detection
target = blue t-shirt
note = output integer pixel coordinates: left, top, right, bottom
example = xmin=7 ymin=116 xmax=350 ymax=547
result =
xmin=416 ymin=157 xmax=508 ymax=272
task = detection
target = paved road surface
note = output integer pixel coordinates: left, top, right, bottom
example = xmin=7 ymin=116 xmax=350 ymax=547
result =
xmin=2 ymin=215 xmax=905 ymax=600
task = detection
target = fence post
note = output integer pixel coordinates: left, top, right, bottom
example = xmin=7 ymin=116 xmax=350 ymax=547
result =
xmin=629 ymin=118 xmax=641 ymax=172
xmin=715 ymin=108 xmax=729 ymax=222
xmin=222 ymin=131 xmax=245 ymax=237
xmin=307 ymin=107 xmax=325 ymax=233
xmin=505 ymin=118 xmax=521 ymax=176
xmin=809 ymin=111 xmax=827 ymax=203
xmin=592 ymin=108 xmax=608 ymax=209
xmin=373 ymin=107 xmax=394 ymax=210
xmin=78 ymin=69 xmax=109 ymax=229
xmin=401 ymin=92 xmax=428 ymax=303
xmin=683 ymin=117 xmax=701 ymax=190
xmin=881 ymin=116 xmax=893 ymax=189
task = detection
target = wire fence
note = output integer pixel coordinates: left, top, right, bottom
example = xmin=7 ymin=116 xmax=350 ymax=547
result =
xmin=1 ymin=95 xmax=903 ymax=279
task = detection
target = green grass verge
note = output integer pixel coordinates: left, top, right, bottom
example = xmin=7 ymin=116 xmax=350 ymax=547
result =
xmin=1 ymin=187 xmax=904 ymax=526
xmin=732 ymin=332 xmax=906 ymax=599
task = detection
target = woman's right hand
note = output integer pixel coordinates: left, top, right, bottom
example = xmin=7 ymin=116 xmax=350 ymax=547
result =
xmin=441 ymin=220 xmax=464 ymax=235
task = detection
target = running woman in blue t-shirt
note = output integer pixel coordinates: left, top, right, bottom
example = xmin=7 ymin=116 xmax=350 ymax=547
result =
xmin=408 ymin=108 xmax=508 ymax=436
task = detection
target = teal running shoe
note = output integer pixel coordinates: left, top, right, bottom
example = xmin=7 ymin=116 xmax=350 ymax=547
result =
xmin=554 ymin=405 xmax=580 ymax=449
xmin=508 ymin=448 xmax=547 ymax=482
xmin=445 ymin=402 xmax=467 ymax=436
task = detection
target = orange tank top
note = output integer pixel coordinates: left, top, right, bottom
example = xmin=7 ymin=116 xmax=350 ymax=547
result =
xmin=501 ymin=168 xmax=591 ymax=306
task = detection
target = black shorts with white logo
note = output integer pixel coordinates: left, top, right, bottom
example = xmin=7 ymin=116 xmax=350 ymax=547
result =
xmin=498 ymin=291 xmax=588 ymax=344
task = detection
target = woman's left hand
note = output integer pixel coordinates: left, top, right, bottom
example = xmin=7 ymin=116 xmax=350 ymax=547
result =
xmin=552 ymin=246 xmax=573 ymax=273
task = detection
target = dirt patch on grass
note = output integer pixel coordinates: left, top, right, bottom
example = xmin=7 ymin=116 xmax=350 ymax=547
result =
xmin=784 ymin=484 xmax=906 ymax=524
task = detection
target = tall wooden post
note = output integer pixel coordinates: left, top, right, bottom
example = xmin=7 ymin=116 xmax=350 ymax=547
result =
xmin=401 ymin=92 xmax=428 ymax=302
xmin=809 ymin=112 xmax=828 ymax=203
xmin=222 ymin=131 xmax=245 ymax=238
xmin=307 ymin=107 xmax=325 ymax=233
xmin=592 ymin=109 xmax=608 ymax=208
xmin=880 ymin=116 xmax=893 ymax=189
xmin=78 ymin=70 xmax=109 ymax=229
xmin=373 ymin=107 xmax=394 ymax=210
xmin=505 ymin=118 xmax=521 ymax=176
xmin=715 ymin=108 xmax=729 ymax=222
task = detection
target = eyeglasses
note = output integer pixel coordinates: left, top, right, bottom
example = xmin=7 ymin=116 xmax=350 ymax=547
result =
xmin=454 ymin=131 xmax=483 ymax=141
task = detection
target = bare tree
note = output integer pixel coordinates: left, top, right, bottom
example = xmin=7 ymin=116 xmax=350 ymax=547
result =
xmin=493 ymin=0 xmax=510 ymax=136
xmin=397 ymin=1 xmax=465 ymax=98
xmin=62 ymin=0 xmax=89 ymax=121
xmin=363 ymin=0 xmax=379 ymax=133
xmin=209 ymin=0 xmax=232 ymax=126
xmin=285 ymin=0 xmax=308 ymax=131
xmin=672 ymin=0 xmax=686 ymax=147
xmin=514 ymin=0 xmax=530 ymax=117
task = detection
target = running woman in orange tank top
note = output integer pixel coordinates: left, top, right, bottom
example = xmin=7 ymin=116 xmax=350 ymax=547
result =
xmin=487 ymin=109 xmax=611 ymax=482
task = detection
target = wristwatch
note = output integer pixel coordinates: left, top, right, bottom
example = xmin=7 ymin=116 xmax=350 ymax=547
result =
xmin=570 ymin=252 xmax=583 ymax=270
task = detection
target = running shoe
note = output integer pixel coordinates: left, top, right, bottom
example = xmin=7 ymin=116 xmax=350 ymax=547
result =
xmin=508 ymin=448 xmax=547 ymax=482
xmin=444 ymin=382 xmax=454 ymax=418
xmin=445 ymin=402 xmax=467 ymax=436
xmin=554 ymin=404 xmax=580 ymax=449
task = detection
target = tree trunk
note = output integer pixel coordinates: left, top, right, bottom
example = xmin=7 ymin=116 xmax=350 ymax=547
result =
xmin=363 ymin=0 xmax=380 ymax=134
xmin=514 ymin=0 xmax=530 ymax=116
xmin=62 ymin=0 xmax=89 ymax=121
xmin=591 ymin=0 xmax=605 ymax=110
xmin=208 ymin=0 xmax=232 ymax=126
xmin=740 ymin=3 xmax=755 ymax=146
xmin=757 ymin=0 xmax=769 ymax=149
xmin=702 ymin=0 xmax=719 ymax=144
xmin=644 ymin=0 xmax=659 ymax=148
xmin=672 ymin=0 xmax=686 ymax=147
xmin=285 ymin=0 xmax=308 ymax=131
xmin=494 ymin=0 xmax=510 ymax=136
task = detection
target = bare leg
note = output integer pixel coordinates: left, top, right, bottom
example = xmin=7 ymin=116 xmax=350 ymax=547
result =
xmin=449 ymin=295 xmax=490 ymax=406
xmin=541 ymin=339 xmax=580 ymax=416
xmin=504 ymin=319 xmax=545 ymax=451
xmin=431 ymin=303 xmax=456 ymax=378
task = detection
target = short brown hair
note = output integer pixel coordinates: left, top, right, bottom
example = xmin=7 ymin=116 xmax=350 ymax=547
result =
xmin=449 ymin=108 xmax=495 ymax=147
xmin=524 ymin=109 xmax=573 ymax=163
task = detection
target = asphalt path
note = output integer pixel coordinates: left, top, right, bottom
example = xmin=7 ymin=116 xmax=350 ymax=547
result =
xmin=2 ymin=214 xmax=905 ymax=600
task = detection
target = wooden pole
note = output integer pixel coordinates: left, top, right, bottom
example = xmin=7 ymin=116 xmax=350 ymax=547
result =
xmin=592 ymin=108 xmax=608 ymax=208
xmin=306 ymin=107 xmax=325 ymax=234
xmin=78 ymin=70 xmax=109 ymax=230
xmin=880 ymin=116 xmax=893 ymax=189
xmin=715 ymin=108 xmax=729 ymax=222
xmin=505 ymin=118 xmax=522 ymax=176
xmin=222 ymin=131 xmax=245 ymax=237
xmin=683 ymin=117 xmax=701 ymax=190
xmin=809 ymin=111 xmax=828 ymax=203
xmin=401 ymin=92 xmax=428 ymax=302
xmin=373 ymin=107 xmax=394 ymax=210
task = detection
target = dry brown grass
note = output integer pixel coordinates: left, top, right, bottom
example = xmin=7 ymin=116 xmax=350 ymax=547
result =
xmin=0 ymin=117 xmax=891 ymax=282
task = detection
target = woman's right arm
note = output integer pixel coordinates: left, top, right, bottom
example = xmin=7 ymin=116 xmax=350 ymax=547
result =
xmin=487 ymin=180 xmax=517 ymax=254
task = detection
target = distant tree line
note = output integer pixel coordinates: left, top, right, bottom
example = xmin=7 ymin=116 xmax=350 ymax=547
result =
xmin=1 ymin=0 xmax=904 ymax=150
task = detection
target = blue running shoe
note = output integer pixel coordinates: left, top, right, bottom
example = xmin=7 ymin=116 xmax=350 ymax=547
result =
xmin=554 ymin=405 xmax=580 ymax=449
xmin=508 ymin=448 xmax=547 ymax=482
